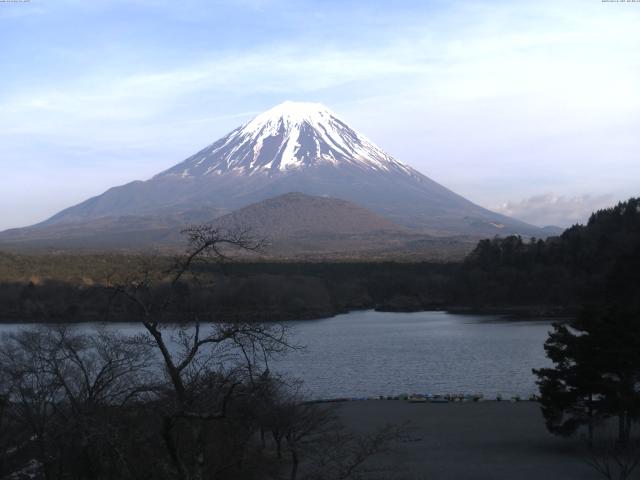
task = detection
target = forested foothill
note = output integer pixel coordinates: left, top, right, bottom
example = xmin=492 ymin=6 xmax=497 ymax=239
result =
xmin=0 ymin=198 xmax=638 ymax=323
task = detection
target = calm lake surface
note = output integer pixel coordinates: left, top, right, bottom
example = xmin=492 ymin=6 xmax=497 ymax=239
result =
xmin=276 ymin=310 xmax=552 ymax=399
xmin=0 ymin=310 xmax=553 ymax=400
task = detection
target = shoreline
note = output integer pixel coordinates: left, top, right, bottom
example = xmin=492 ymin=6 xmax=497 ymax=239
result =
xmin=0 ymin=304 xmax=575 ymax=324
xmin=307 ymin=395 xmax=535 ymax=404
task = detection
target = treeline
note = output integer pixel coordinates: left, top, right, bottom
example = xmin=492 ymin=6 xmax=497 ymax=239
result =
xmin=1 ymin=197 xmax=638 ymax=322
xmin=0 ymin=262 xmax=456 ymax=323
xmin=457 ymin=197 xmax=640 ymax=307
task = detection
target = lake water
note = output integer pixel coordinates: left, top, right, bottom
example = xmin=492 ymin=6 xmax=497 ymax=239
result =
xmin=275 ymin=310 xmax=552 ymax=399
xmin=0 ymin=310 xmax=553 ymax=400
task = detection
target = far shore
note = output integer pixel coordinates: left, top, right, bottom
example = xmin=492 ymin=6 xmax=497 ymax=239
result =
xmin=0 ymin=304 xmax=576 ymax=324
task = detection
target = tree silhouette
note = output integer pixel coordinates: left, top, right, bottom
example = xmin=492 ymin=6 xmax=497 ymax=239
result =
xmin=534 ymin=241 xmax=640 ymax=446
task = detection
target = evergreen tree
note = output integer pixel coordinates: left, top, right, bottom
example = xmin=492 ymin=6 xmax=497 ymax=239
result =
xmin=534 ymin=244 xmax=640 ymax=445
xmin=533 ymin=318 xmax=604 ymax=444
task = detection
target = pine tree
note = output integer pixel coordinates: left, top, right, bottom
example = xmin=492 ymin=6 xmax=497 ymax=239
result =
xmin=533 ymin=318 xmax=604 ymax=444
xmin=534 ymin=247 xmax=640 ymax=445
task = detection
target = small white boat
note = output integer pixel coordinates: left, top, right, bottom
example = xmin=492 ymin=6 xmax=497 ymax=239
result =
xmin=408 ymin=394 xmax=427 ymax=403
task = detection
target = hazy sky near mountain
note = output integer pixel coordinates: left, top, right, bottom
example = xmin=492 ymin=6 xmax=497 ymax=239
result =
xmin=1 ymin=0 xmax=638 ymax=230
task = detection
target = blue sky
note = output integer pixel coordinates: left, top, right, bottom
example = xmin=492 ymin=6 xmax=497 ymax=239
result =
xmin=1 ymin=0 xmax=639 ymax=229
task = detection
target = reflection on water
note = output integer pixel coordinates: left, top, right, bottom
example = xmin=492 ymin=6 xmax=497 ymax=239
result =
xmin=0 ymin=310 xmax=552 ymax=399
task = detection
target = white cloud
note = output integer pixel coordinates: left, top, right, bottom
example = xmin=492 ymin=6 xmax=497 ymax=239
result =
xmin=493 ymin=194 xmax=617 ymax=227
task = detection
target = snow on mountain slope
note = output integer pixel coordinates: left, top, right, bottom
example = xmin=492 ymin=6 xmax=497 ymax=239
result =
xmin=159 ymin=101 xmax=418 ymax=178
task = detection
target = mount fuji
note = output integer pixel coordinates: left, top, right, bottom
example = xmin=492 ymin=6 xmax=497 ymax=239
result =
xmin=2 ymin=101 xmax=549 ymax=250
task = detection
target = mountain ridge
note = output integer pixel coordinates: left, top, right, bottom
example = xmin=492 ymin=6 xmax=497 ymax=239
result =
xmin=6 ymin=101 xmax=549 ymax=242
xmin=0 ymin=193 xmax=478 ymax=259
xmin=212 ymin=192 xmax=406 ymax=238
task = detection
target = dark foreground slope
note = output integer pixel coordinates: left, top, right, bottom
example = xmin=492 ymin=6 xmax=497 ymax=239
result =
xmin=337 ymin=401 xmax=602 ymax=480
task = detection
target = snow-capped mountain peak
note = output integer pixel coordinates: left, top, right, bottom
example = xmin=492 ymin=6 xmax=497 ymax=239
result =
xmin=243 ymin=101 xmax=338 ymax=135
xmin=29 ymin=101 xmax=548 ymax=239
xmin=159 ymin=101 xmax=417 ymax=178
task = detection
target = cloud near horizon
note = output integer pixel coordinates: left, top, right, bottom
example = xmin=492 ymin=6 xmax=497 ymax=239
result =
xmin=494 ymin=194 xmax=617 ymax=228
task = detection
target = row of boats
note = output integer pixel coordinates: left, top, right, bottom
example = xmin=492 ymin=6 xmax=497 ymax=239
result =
xmin=315 ymin=393 xmax=538 ymax=404
xmin=403 ymin=393 xmax=537 ymax=403
xmin=407 ymin=394 xmax=483 ymax=403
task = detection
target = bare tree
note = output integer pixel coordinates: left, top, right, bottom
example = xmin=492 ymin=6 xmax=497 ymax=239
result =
xmin=0 ymin=356 xmax=13 ymax=476
xmin=301 ymin=421 xmax=404 ymax=480
xmin=0 ymin=326 xmax=155 ymax=480
xmin=255 ymin=379 xmax=404 ymax=480
xmin=108 ymin=225 xmax=297 ymax=480
xmin=586 ymin=439 xmax=640 ymax=480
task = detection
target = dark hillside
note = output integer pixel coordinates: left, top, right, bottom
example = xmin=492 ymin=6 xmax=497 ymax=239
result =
xmin=455 ymin=198 xmax=640 ymax=307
